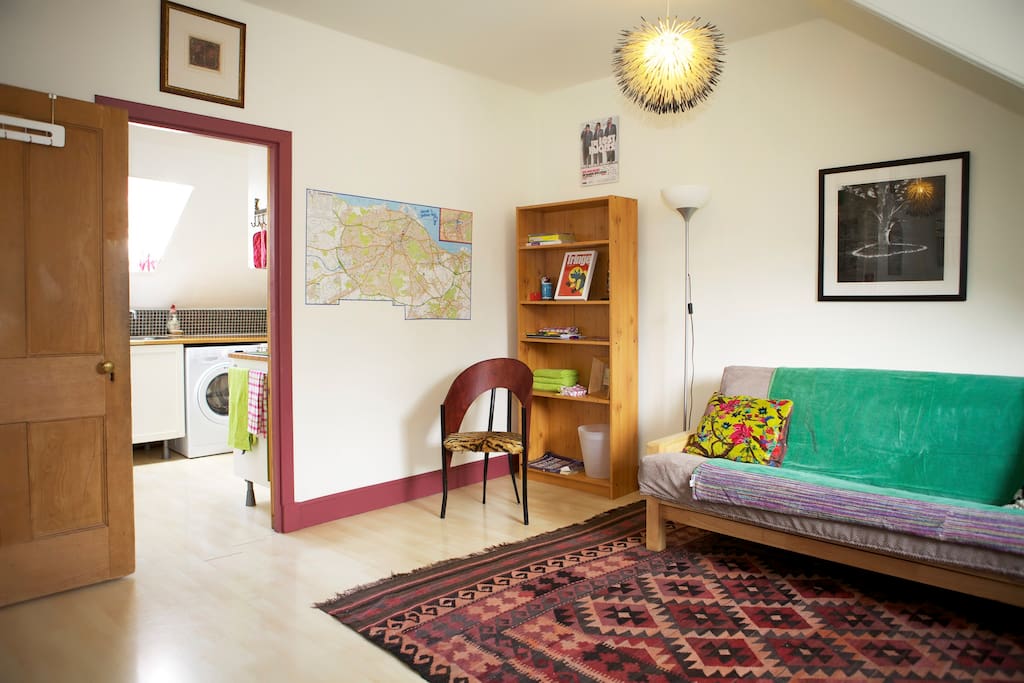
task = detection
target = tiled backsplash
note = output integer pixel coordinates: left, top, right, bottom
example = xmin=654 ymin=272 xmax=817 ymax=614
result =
xmin=130 ymin=307 xmax=267 ymax=337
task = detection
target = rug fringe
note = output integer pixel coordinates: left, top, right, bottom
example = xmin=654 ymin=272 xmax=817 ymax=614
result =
xmin=313 ymin=500 xmax=645 ymax=611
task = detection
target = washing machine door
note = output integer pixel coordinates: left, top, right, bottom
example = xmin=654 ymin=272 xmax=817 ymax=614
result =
xmin=196 ymin=362 xmax=231 ymax=424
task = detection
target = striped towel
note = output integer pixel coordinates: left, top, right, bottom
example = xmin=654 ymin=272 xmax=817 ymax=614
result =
xmin=247 ymin=369 xmax=268 ymax=437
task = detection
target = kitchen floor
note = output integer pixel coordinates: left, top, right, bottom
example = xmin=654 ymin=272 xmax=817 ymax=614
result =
xmin=0 ymin=450 xmax=637 ymax=682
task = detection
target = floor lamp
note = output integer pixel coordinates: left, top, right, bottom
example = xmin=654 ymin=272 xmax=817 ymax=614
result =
xmin=661 ymin=185 xmax=711 ymax=431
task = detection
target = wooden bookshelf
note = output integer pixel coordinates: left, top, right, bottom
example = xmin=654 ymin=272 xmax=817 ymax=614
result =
xmin=516 ymin=196 xmax=638 ymax=499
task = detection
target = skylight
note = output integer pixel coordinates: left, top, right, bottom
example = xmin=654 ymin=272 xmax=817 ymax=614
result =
xmin=128 ymin=176 xmax=193 ymax=272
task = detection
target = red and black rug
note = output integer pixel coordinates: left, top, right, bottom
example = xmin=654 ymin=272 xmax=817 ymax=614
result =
xmin=317 ymin=502 xmax=1024 ymax=682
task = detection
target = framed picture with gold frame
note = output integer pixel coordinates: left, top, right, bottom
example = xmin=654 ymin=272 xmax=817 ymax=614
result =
xmin=160 ymin=1 xmax=246 ymax=108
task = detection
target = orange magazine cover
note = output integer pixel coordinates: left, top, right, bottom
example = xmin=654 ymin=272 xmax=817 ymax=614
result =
xmin=554 ymin=250 xmax=598 ymax=300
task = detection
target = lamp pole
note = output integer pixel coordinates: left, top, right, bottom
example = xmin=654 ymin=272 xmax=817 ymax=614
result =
xmin=661 ymin=184 xmax=710 ymax=434
xmin=678 ymin=206 xmax=697 ymax=431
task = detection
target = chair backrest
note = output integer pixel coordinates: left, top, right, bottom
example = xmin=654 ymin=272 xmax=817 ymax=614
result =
xmin=442 ymin=358 xmax=534 ymax=437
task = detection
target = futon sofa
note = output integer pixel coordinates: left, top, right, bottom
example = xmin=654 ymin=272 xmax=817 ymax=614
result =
xmin=640 ymin=366 xmax=1024 ymax=606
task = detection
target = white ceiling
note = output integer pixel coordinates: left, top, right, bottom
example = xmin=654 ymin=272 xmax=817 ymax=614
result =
xmin=242 ymin=0 xmax=820 ymax=92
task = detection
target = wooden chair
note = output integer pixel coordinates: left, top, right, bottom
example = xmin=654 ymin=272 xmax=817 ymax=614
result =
xmin=440 ymin=358 xmax=533 ymax=524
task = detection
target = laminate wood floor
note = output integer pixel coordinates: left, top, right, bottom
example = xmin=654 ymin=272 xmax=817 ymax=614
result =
xmin=0 ymin=449 xmax=637 ymax=682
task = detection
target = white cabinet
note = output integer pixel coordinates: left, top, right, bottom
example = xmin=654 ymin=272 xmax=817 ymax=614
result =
xmin=130 ymin=344 xmax=185 ymax=444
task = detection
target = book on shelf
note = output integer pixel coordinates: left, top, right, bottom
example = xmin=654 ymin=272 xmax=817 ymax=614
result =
xmin=554 ymin=250 xmax=598 ymax=301
xmin=528 ymin=232 xmax=574 ymax=242
xmin=526 ymin=239 xmax=574 ymax=246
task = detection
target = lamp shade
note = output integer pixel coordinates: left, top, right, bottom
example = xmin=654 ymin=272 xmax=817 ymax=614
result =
xmin=661 ymin=184 xmax=711 ymax=210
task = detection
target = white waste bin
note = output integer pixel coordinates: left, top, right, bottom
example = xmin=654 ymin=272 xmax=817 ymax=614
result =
xmin=578 ymin=424 xmax=610 ymax=478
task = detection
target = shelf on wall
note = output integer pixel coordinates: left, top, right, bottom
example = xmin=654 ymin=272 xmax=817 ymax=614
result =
xmin=532 ymin=390 xmax=610 ymax=405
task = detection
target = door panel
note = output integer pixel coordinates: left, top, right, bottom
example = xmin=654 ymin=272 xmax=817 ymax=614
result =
xmin=0 ymin=141 xmax=26 ymax=358
xmin=29 ymin=418 xmax=105 ymax=537
xmin=0 ymin=83 xmax=133 ymax=606
xmin=27 ymin=126 xmax=103 ymax=355
xmin=0 ymin=424 xmax=32 ymax=545
xmin=0 ymin=357 xmax=106 ymax=423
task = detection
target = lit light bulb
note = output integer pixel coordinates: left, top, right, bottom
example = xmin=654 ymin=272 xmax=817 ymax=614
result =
xmin=613 ymin=17 xmax=725 ymax=114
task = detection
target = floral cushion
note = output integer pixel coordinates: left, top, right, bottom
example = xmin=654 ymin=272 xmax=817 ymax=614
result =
xmin=444 ymin=431 xmax=524 ymax=454
xmin=683 ymin=393 xmax=794 ymax=466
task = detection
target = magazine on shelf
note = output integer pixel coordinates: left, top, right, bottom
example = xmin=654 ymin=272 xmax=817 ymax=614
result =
xmin=554 ymin=250 xmax=598 ymax=300
xmin=528 ymin=452 xmax=585 ymax=474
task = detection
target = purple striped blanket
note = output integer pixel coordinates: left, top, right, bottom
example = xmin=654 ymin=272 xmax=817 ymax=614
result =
xmin=690 ymin=462 xmax=1024 ymax=556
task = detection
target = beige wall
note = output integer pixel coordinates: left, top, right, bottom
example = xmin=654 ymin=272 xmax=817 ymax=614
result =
xmin=3 ymin=3 xmax=1021 ymax=507
xmin=0 ymin=0 xmax=538 ymax=502
xmin=531 ymin=18 xmax=1024 ymax=445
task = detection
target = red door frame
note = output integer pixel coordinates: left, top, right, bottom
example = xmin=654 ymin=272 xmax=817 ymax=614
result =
xmin=97 ymin=96 xmax=295 ymax=532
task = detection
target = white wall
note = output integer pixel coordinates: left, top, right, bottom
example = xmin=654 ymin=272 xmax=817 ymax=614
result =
xmin=4 ymin=3 xmax=1021 ymax=508
xmin=531 ymin=18 xmax=1024 ymax=446
xmin=851 ymin=0 xmax=1024 ymax=88
xmin=0 ymin=0 xmax=538 ymax=502
xmin=128 ymin=124 xmax=269 ymax=308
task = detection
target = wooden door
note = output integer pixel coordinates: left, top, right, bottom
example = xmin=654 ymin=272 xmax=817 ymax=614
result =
xmin=0 ymin=84 xmax=133 ymax=606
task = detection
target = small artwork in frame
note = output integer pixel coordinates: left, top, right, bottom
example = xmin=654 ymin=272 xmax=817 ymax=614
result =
xmin=161 ymin=0 xmax=246 ymax=108
xmin=554 ymin=250 xmax=598 ymax=301
xmin=818 ymin=151 xmax=969 ymax=301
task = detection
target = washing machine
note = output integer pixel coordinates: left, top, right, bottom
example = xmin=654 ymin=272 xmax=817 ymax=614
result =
xmin=171 ymin=343 xmax=262 ymax=457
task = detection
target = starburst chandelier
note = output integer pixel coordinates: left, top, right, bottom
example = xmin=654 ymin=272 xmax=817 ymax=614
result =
xmin=612 ymin=11 xmax=725 ymax=115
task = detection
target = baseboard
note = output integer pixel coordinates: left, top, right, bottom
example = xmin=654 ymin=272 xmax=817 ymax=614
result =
xmin=280 ymin=455 xmax=511 ymax=532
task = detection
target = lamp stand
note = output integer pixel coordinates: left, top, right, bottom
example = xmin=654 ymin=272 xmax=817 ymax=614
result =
xmin=677 ymin=207 xmax=696 ymax=431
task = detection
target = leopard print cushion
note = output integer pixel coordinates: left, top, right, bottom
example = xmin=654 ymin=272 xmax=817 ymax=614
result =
xmin=443 ymin=431 xmax=524 ymax=454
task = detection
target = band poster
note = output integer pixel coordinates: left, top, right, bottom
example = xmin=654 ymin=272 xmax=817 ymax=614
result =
xmin=580 ymin=115 xmax=619 ymax=186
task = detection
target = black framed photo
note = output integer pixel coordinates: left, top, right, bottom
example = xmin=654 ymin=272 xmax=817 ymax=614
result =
xmin=818 ymin=151 xmax=969 ymax=301
xmin=160 ymin=0 xmax=246 ymax=108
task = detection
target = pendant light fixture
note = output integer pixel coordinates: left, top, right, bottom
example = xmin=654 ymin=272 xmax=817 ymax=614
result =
xmin=612 ymin=3 xmax=725 ymax=114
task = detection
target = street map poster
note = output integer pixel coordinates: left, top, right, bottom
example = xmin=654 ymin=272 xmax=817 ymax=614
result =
xmin=305 ymin=189 xmax=472 ymax=320
xmin=580 ymin=115 xmax=619 ymax=186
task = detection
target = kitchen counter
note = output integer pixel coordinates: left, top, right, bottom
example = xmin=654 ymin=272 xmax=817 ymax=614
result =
xmin=229 ymin=352 xmax=269 ymax=362
xmin=129 ymin=335 xmax=266 ymax=346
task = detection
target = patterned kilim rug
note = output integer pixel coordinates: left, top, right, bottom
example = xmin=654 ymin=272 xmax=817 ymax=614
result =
xmin=317 ymin=502 xmax=1024 ymax=682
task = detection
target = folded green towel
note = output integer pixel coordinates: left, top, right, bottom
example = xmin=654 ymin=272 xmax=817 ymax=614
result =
xmin=533 ymin=381 xmax=565 ymax=392
xmin=228 ymin=367 xmax=255 ymax=451
xmin=534 ymin=368 xmax=578 ymax=381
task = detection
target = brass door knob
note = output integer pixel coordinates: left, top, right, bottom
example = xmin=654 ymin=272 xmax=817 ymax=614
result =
xmin=97 ymin=360 xmax=115 ymax=374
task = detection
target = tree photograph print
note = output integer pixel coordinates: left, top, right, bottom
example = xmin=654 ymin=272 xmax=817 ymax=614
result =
xmin=818 ymin=152 xmax=968 ymax=301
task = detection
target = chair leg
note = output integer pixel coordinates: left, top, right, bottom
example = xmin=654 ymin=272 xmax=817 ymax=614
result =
xmin=509 ymin=454 xmax=520 ymax=504
xmin=521 ymin=452 xmax=529 ymax=525
xmin=440 ymin=449 xmax=451 ymax=519
xmin=482 ymin=453 xmax=489 ymax=504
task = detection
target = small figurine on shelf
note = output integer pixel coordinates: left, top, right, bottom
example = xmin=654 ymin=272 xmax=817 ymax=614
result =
xmin=166 ymin=304 xmax=182 ymax=335
xmin=541 ymin=276 xmax=554 ymax=300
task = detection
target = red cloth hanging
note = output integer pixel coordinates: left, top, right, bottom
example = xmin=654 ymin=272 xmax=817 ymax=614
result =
xmin=252 ymin=229 xmax=268 ymax=269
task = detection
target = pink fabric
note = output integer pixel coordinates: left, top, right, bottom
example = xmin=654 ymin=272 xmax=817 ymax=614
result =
xmin=253 ymin=229 xmax=268 ymax=269
xmin=247 ymin=370 xmax=268 ymax=437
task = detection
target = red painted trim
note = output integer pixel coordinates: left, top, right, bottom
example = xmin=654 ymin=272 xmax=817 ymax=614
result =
xmin=281 ymin=455 xmax=517 ymax=532
xmin=95 ymin=96 xmax=296 ymax=533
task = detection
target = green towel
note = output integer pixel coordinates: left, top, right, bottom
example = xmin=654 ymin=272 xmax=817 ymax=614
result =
xmin=228 ymin=367 xmax=255 ymax=451
xmin=534 ymin=368 xmax=578 ymax=381
xmin=533 ymin=380 xmax=564 ymax=392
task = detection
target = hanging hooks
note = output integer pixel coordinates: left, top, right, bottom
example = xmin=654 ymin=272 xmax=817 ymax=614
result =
xmin=251 ymin=198 xmax=268 ymax=229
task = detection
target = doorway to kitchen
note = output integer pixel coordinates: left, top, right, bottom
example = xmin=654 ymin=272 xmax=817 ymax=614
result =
xmin=97 ymin=96 xmax=295 ymax=533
